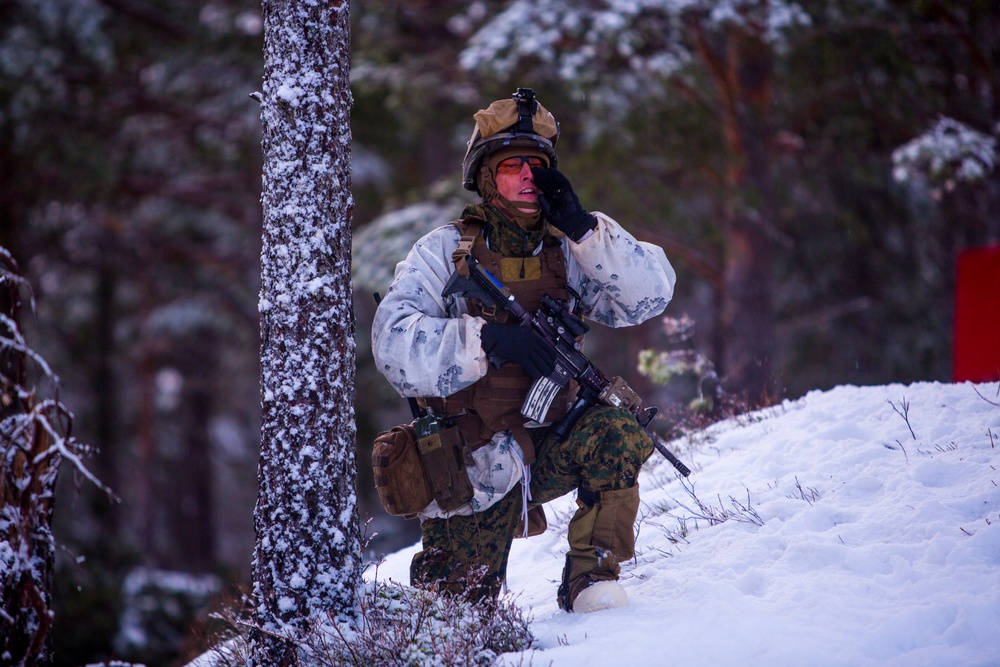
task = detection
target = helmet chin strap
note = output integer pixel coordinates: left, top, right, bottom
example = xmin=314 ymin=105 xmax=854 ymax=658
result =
xmin=491 ymin=195 xmax=543 ymax=232
xmin=479 ymin=167 xmax=545 ymax=232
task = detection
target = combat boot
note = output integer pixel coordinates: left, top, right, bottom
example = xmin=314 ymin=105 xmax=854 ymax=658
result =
xmin=556 ymin=484 xmax=641 ymax=612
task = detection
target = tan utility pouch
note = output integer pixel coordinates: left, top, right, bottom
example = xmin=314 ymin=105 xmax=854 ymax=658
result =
xmin=372 ymin=423 xmax=434 ymax=518
xmin=415 ymin=421 xmax=474 ymax=512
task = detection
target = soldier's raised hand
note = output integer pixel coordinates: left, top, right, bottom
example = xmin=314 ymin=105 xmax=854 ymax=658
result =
xmin=531 ymin=167 xmax=598 ymax=242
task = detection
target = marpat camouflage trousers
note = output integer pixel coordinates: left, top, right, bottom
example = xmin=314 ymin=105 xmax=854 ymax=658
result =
xmin=410 ymin=405 xmax=654 ymax=604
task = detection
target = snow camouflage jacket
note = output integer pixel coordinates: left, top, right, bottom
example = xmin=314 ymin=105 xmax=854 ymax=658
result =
xmin=372 ymin=211 xmax=676 ymax=520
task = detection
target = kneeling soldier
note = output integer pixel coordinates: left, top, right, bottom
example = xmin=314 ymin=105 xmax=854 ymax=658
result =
xmin=372 ymin=88 xmax=676 ymax=613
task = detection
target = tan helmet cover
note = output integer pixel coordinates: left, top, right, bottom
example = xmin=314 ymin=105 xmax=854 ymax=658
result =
xmin=471 ymin=99 xmax=558 ymax=143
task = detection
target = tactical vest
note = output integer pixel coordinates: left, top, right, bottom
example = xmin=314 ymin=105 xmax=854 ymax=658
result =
xmin=419 ymin=217 xmax=573 ymax=464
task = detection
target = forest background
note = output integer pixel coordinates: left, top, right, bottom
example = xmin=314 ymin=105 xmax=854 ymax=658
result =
xmin=0 ymin=1 xmax=997 ymax=665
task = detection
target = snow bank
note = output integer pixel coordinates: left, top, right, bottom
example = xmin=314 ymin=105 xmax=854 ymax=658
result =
xmin=375 ymin=382 xmax=1000 ymax=667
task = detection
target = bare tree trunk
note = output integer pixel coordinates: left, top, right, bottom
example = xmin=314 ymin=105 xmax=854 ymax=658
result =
xmin=169 ymin=333 xmax=217 ymax=572
xmin=696 ymin=22 xmax=778 ymax=398
xmin=91 ymin=264 xmax=120 ymax=535
xmin=136 ymin=338 xmax=158 ymax=561
xmin=252 ymin=1 xmax=360 ymax=664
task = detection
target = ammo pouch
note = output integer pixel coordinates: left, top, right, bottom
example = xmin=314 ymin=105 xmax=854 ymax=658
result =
xmin=371 ymin=417 xmax=473 ymax=518
xmin=413 ymin=416 xmax=474 ymax=512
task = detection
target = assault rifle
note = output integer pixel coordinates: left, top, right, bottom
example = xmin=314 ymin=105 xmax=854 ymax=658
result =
xmin=442 ymin=255 xmax=692 ymax=477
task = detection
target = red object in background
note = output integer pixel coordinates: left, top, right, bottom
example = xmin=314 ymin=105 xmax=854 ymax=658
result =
xmin=954 ymin=245 xmax=1000 ymax=382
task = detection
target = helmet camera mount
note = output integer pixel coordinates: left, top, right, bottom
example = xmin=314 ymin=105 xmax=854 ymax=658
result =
xmin=512 ymin=88 xmax=538 ymax=134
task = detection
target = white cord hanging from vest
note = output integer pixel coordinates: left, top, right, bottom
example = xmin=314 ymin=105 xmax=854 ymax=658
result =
xmin=520 ymin=463 xmax=532 ymax=538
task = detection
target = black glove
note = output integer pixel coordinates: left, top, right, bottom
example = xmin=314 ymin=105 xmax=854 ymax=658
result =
xmin=481 ymin=323 xmax=556 ymax=379
xmin=531 ymin=167 xmax=598 ymax=242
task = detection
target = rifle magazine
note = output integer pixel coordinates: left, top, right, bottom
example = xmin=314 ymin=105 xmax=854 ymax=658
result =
xmin=521 ymin=376 xmax=563 ymax=423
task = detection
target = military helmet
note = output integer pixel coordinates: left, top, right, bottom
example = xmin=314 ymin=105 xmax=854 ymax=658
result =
xmin=462 ymin=88 xmax=560 ymax=194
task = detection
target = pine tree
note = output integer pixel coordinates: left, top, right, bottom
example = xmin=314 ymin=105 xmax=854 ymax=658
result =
xmin=251 ymin=1 xmax=360 ymax=664
xmin=1 ymin=250 xmax=108 ymax=665
xmin=0 ymin=253 xmax=56 ymax=666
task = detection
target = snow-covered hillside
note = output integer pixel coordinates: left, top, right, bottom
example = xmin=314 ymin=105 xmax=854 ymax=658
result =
xmin=375 ymin=382 xmax=1000 ymax=667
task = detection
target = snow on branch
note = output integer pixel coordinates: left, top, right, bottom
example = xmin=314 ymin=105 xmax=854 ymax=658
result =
xmin=892 ymin=117 xmax=997 ymax=194
xmin=459 ymin=0 xmax=811 ymax=82
xmin=2 ymin=248 xmax=112 ymax=662
xmin=0 ymin=253 xmax=113 ymax=496
xmin=459 ymin=0 xmax=688 ymax=83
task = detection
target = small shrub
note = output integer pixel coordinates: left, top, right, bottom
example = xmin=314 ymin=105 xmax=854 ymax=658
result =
xmin=199 ymin=575 xmax=535 ymax=667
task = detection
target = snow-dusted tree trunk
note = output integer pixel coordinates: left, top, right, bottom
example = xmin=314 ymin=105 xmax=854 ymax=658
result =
xmin=0 ymin=250 xmax=100 ymax=665
xmin=1 ymin=253 xmax=56 ymax=666
xmin=252 ymin=1 xmax=360 ymax=664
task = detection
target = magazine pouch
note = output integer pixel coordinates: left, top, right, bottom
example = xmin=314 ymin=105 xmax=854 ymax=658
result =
xmin=414 ymin=416 xmax=474 ymax=512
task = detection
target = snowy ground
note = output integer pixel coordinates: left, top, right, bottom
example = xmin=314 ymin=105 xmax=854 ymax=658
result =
xmin=372 ymin=382 xmax=1000 ymax=667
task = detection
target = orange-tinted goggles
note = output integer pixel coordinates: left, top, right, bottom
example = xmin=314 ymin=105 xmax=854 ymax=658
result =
xmin=496 ymin=156 xmax=546 ymax=175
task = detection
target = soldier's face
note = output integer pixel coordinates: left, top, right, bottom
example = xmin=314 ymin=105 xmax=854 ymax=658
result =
xmin=494 ymin=156 xmax=545 ymax=213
